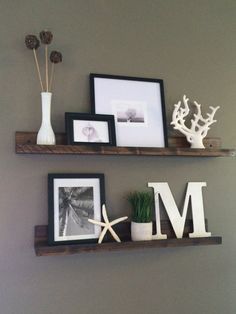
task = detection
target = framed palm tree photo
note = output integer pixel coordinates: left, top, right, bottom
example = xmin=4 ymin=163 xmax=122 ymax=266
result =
xmin=48 ymin=173 xmax=105 ymax=245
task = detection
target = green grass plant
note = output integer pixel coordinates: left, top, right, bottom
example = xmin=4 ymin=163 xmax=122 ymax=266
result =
xmin=127 ymin=191 xmax=154 ymax=223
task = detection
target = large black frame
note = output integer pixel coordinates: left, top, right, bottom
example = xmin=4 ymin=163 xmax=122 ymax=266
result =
xmin=48 ymin=173 xmax=105 ymax=246
xmin=65 ymin=112 xmax=116 ymax=146
xmin=90 ymin=73 xmax=168 ymax=147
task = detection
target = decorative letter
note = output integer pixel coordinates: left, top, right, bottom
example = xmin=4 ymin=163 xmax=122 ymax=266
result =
xmin=148 ymin=182 xmax=211 ymax=239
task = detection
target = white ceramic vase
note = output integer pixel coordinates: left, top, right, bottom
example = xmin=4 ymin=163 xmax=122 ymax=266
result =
xmin=131 ymin=221 xmax=153 ymax=241
xmin=36 ymin=92 xmax=56 ymax=145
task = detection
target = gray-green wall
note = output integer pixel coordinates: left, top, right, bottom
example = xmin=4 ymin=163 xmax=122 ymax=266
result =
xmin=0 ymin=1 xmax=235 ymax=313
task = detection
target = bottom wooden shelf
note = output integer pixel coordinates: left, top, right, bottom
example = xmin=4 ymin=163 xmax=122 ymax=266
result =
xmin=34 ymin=224 xmax=222 ymax=256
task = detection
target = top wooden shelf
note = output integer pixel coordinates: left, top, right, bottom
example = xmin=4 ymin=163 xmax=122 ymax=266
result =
xmin=15 ymin=132 xmax=236 ymax=157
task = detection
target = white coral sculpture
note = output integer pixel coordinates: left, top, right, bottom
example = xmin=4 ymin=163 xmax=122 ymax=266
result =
xmin=171 ymin=95 xmax=220 ymax=149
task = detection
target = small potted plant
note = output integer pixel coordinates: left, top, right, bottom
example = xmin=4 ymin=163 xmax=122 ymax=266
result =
xmin=127 ymin=191 xmax=154 ymax=241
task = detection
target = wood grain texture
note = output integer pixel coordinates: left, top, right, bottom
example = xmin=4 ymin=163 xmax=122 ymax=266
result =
xmin=15 ymin=132 xmax=236 ymax=157
xmin=34 ymin=222 xmax=222 ymax=256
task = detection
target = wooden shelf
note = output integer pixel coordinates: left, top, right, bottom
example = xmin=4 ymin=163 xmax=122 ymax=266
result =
xmin=15 ymin=132 xmax=236 ymax=157
xmin=34 ymin=222 xmax=222 ymax=256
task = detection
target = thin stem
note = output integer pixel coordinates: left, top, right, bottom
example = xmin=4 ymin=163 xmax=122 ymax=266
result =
xmin=45 ymin=45 xmax=48 ymax=92
xmin=33 ymin=49 xmax=44 ymax=92
xmin=49 ymin=63 xmax=54 ymax=92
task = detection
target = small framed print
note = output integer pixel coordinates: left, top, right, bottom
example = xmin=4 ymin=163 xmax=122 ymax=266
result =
xmin=48 ymin=173 xmax=105 ymax=245
xmin=65 ymin=113 xmax=116 ymax=146
xmin=90 ymin=73 xmax=168 ymax=148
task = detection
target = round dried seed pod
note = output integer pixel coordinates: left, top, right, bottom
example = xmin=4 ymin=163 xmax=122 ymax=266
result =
xmin=25 ymin=35 xmax=40 ymax=50
xmin=39 ymin=30 xmax=53 ymax=44
xmin=50 ymin=51 xmax=62 ymax=63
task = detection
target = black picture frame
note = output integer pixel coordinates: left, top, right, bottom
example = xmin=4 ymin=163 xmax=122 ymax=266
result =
xmin=65 ymin=112 xmax=116 ymax=146
xmin=48 ymin=173 xmax=105 ymax=245
xmin=90 ymin=73 xmax=168 ymax=148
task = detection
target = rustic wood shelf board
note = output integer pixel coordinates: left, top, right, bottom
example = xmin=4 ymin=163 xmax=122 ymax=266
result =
xmin=16 ymin=132 xmax=236 ymax=157
xmin=34 ymin=225 xmax=222 ymax=256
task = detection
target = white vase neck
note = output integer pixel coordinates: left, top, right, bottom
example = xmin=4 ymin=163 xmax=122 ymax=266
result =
xmin=41 ymin=93 xmax=52 ymax=125
xmin=41 ymin=92 xmax=52 ymax=96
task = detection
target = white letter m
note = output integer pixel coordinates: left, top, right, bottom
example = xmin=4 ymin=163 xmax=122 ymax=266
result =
xmin=148 ymin=182 xmax=211 ymax=239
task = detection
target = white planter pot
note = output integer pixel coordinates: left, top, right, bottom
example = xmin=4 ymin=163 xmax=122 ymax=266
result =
xmin=36 ymin=92 xmax=56 ymax=145
xmin=131 ymin=221 xmax=153 ymax=241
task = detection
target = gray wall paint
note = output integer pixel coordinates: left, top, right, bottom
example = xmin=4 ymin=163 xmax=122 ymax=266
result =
xmin=0 ymin=0 xmax=235 ymax=313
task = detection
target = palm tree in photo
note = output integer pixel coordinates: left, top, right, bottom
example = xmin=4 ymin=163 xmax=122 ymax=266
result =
xmin=59 ymin=187 xmax=94 ymax=236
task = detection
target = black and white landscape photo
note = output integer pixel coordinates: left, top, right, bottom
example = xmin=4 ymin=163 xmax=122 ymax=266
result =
xmin=117 ymin=107 xmax=144 ymax=123
xmin=58 ymin=186 xmax=94 ymax=237
xmin=112 ymin=101 xmax=147 ymax=125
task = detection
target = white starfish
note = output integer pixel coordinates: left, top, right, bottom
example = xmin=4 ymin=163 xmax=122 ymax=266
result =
xmin=88 ymin=204 xmax=128 ymax=244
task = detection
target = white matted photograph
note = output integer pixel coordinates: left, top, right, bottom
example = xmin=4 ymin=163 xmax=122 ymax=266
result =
xmin=65 ymin=113 xmax=116 ymax=146
xmin=90 ymin=74 xmax=168 ymax=147
xmin=112 ymin=100 xmax=148 ymax=126
xmin=73 ymin=120 xmax=109 ymax=143
xmin=48 ymin=173 xmax=105 ymax=245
